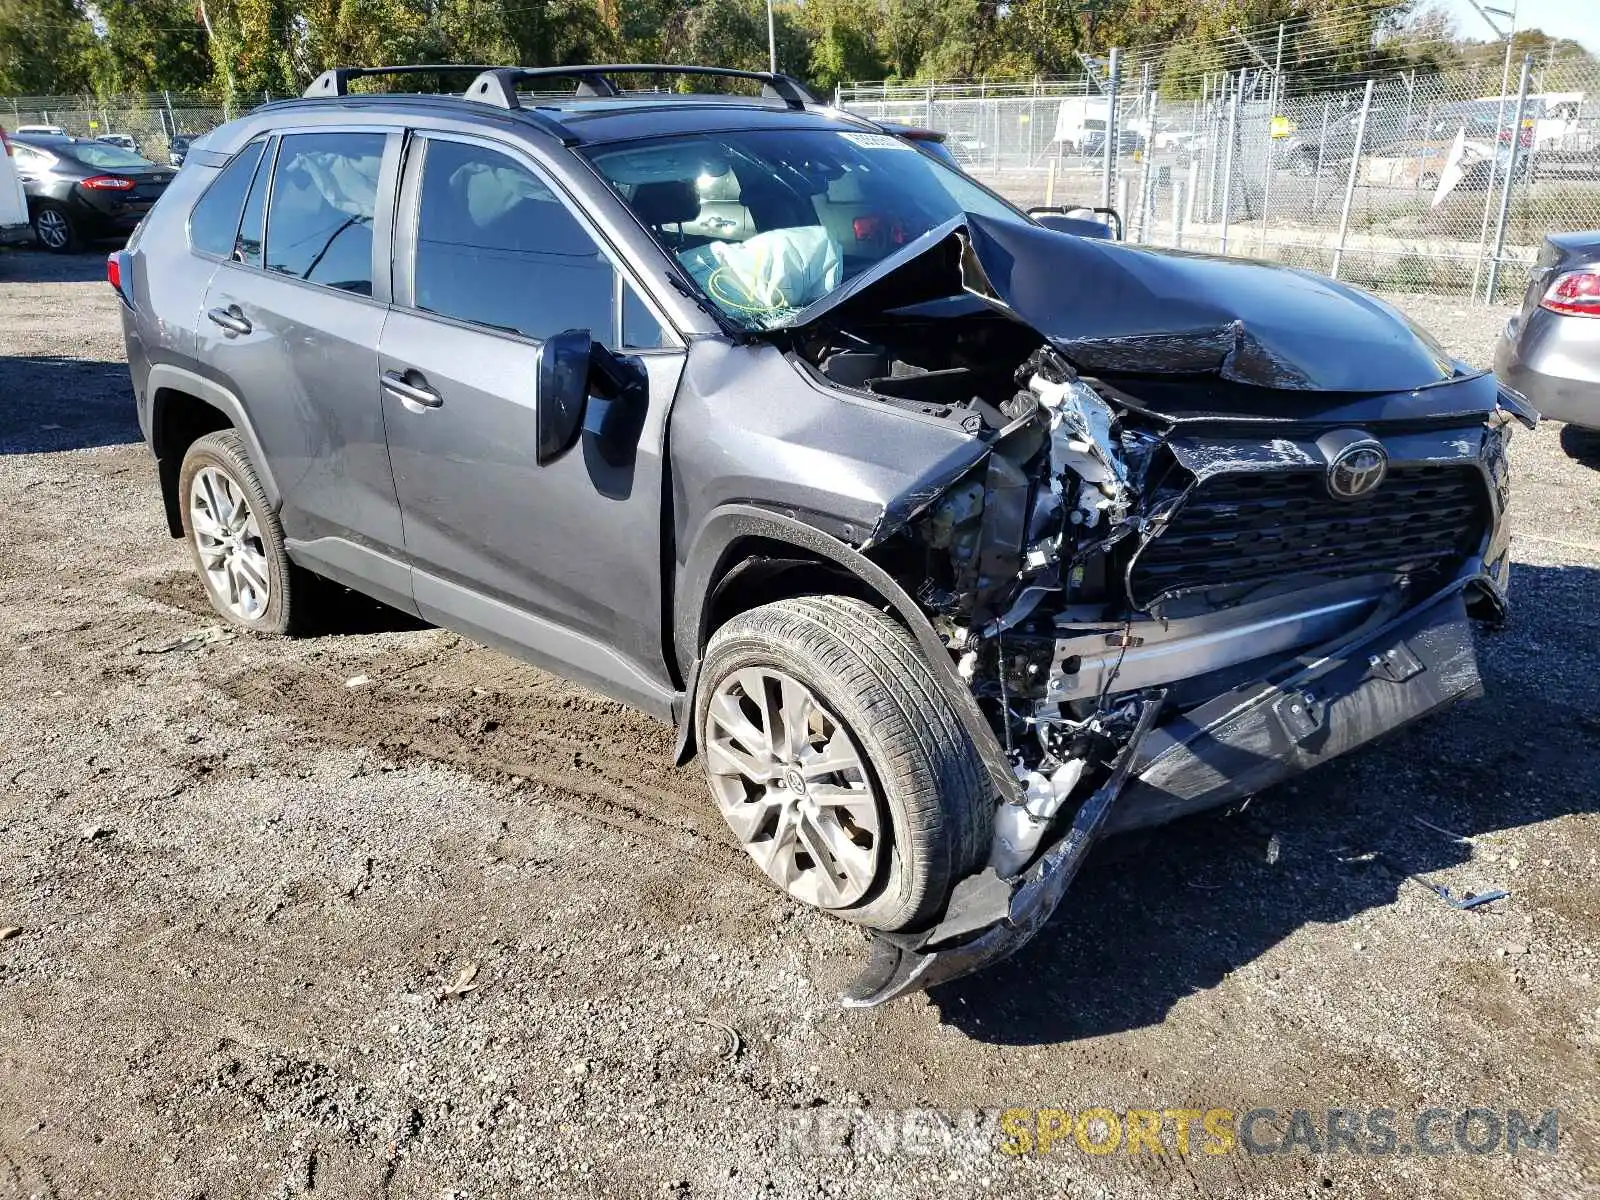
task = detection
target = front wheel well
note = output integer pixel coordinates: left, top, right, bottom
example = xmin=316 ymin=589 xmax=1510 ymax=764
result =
xmin=701 ymin=540 xmax=904 ymax=655
xmin=152 ymin=387 xmax=233 ymax=537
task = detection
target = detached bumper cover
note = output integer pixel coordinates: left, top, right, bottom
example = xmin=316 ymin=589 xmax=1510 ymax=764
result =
xmin=843 ymin=582 xmax=1484 ymax=1007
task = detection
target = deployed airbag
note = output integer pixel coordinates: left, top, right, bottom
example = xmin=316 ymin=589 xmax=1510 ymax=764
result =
xmin=679 ymin=227 xmax=843 ymax=320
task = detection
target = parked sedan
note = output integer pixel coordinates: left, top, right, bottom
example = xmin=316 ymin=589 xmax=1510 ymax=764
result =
xmin=1496 ymin=231 xmax=1600 ymax=447
xmin=11 ymin=134 xmax=176 ymax=252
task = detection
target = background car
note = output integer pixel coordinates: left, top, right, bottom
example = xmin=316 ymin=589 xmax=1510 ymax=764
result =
xmin=1496 ymin=230 xmax=1600 ymax=460
xmin=0 ymin=128 xmax=32 ymax=246
xmin=15 ymin=123 xmax=67 ymax=137
xmin=95 ymin=133 xmax=141 ymax=154
xmin=1081 ymin=127 xmax=1145 ymax=157
xmin=167 ymin=133 xmax=197 ymax=166
xmin=11 ymin=134 xmax=175 ymax=252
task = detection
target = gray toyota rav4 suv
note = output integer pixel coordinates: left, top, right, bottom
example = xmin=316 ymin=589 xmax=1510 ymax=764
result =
xmin=114 ymin=64 xmax=1533 ymax=1005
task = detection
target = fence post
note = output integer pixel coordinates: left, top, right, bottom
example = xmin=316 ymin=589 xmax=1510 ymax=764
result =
xmin=1472 ymin=34 xmax=1520 ymax=300
xmin=1101 ymin=46 xmax=1121 ymax=209
xmin=1414 ymin=102 xmax=1436 ymax=187
xmin=1219 ymin=71 xmax=1241 ymax=254
xmin=1135 ymin=92 xmax=1158 ymax=242
xmin=1183 ymin=158 xmax=1199 ymax=246
xmin=1331 ymin=79 xmax=1375 ymax=281
xmin=1486 ymin=56 xmax=1534 ymax=303
xmin=1256 ymin=34 xmax=1284 ymax=254
xmin=1311 ymin=98 xmax=1331 ymax=212
xmin=1172 ymin=175 xmax=1187 ymax=248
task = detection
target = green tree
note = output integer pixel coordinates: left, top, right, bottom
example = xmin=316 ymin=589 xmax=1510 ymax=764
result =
xmin=0 ymin=0 xmax=97 ymax=93
xmin=198 ymin=0 xmax=297 ymax=105
xmin=93 ymin=0 xmax=212 ymax=94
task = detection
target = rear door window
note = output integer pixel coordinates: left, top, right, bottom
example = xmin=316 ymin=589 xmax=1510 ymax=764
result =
xmin=189 ymin=139 xmax=266 ymax=258
xmin=264 ymin=131 xmax=384 ymax=295
xmin=409 ymin=137 xmax=615 ymax=343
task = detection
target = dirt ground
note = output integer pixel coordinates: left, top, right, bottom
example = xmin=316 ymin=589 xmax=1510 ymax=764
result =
xmin=1 ymin=248 xmax=1596 ymax=1200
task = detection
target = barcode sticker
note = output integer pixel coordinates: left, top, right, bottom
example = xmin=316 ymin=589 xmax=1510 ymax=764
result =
xmin=841 ymin=132 xmax=914 ymax=151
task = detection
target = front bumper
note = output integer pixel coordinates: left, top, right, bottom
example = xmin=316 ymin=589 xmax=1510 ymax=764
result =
xmin=843 ymin=581 xmax=1484 ymax=1007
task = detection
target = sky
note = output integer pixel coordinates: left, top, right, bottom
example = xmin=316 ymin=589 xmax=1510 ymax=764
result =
xmin=1437 ymin=0 xmax=1600 ymax=51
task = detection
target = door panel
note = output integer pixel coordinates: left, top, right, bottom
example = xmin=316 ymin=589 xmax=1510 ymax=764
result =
xmin=199 ymin=129 xmax=407 ymax=568
xmin=203 ymin=267 xmax=398 ymax=550
xmin=378 ymin=310 xmax=683 ymax=708
xmin=380 ymin=132 xmax=683 ymax=707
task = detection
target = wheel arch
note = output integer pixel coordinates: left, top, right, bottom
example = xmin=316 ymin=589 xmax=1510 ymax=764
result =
xmin=148 ymin=364 xmax=279 ymax=538
xmin=671 ymin=505 xmax=1019 ymax=807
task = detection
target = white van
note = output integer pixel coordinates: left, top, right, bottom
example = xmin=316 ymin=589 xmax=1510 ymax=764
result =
xmin=1052 ymin=97 xmax=1111 ymax=152
xmin=0 ymin=128 xmax=33 ymax=247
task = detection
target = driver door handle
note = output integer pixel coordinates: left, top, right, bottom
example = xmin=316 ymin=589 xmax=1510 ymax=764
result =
xmin=382 ymin=369 xmax=444 ymax=410
xmin=206 ymin=305 xmax=251 ymax=337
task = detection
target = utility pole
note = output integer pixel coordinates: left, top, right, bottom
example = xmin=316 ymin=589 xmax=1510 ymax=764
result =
xmin=767 ymin=0 xmax=777 ymax=74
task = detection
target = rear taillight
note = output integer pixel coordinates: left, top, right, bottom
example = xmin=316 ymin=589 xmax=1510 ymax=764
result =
xmin=1540 ymin=269 xmax=1600 ymax=317
xmin=0 ymin=128 xmax=10 ymax=158
xmin=81 ymin=175 xmax=135 ymax=191
xmin=106 ymin=252 xmax=122 ymax=293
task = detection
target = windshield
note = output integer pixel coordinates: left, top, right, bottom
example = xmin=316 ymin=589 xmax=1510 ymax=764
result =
xmin=67 ymin=141 xmax=154 ymax=169
xmin=584 ymin=127 xmax=1025 ymax=330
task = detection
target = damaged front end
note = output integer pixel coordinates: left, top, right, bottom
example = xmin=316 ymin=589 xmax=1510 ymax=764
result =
xmin=774 ymin=214 xmax=1531 ymax=1007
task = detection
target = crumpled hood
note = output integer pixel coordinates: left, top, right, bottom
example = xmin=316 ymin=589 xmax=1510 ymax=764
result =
xmin=780 ymin=213 xmax=1465 ymax=393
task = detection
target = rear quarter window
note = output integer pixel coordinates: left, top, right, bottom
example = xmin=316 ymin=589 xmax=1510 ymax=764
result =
xmin=189 ymin=140 xmax=267 ymax=258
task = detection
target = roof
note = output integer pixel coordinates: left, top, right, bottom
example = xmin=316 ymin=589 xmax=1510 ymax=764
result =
xmin=264 ymin=62 xmax=874 ymax=147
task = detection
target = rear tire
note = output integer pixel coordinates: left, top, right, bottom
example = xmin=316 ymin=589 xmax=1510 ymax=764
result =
xmin=32 ymin=203 xmax=77 ymax=253
xmin=178 ymin=430 xmax=311 ymax=636
xmin=697 ymin=595 xmax=990 ymax=932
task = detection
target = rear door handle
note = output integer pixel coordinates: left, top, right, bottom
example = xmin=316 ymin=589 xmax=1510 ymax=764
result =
xmin=206 ymin=305 xmax=251 ymax=337
xmin=382 ymin=369 xmax=443 ymax=410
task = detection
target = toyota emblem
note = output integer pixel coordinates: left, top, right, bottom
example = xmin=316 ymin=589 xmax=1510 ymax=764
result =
xmin=1327 ymin=440 xmax=1388 ymax=499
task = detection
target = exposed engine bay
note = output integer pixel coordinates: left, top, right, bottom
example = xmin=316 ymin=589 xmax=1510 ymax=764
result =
xmin=794 ymin=292 xmax=1515 ymax=885
xmin=735 ymin=211 xmax=1531 ymax=1005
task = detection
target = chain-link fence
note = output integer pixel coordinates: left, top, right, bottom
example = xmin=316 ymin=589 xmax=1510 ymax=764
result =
xmin=1 ymin=91 xmax=252 ymax=164
xmin=841 ymin=52 xmax=1600 ymax=303
xmin=6 ymin=50 xmax=1596 ymax=302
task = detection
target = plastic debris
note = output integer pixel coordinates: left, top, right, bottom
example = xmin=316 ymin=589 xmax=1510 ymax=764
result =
xmin=1425 ymin=884 xmax=1508 ymax=911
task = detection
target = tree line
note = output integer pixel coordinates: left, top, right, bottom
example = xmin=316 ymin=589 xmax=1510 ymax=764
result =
xmin=0 ymin=0 xmax=1591 ymax=103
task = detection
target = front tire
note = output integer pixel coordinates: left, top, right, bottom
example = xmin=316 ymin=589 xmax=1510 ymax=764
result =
xmin=178 ymin=430 xmax=308 ymax=635
xmin=32 ymin=203 xmax=77 ymax=253
xmin=697 ymin=595 xmax=989 ymax=932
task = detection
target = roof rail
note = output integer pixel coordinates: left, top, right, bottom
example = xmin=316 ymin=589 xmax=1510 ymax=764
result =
xmin=463 ymin=64 xmax=821 ymax=112
xmin=302 ymin=64 xmax=503 ymax=98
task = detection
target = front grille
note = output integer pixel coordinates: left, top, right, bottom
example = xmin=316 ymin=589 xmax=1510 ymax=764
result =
xmin=1129 ymin=465 xmax=1489 ymax=608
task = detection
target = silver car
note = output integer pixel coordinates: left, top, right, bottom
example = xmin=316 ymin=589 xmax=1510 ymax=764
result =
xmin=1495 ymin=231 xmax=1600 ymax=435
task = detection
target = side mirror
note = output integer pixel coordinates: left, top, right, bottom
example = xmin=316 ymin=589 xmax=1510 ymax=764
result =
xmin=1028 ymin=205 xmax=1124 ymax=242
xmin=537 ymin=329 xmax=651 ymax=468
xmin=537 ymin=328 xmax=593 ymax=465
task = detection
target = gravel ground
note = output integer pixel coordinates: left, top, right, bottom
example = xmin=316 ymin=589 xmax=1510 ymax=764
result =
xmin=0 ymin=247 xmax=1596 ymax=1200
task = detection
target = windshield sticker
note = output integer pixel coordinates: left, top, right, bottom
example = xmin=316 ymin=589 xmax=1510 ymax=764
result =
xmin=841 ymin=132 xmax=915 ymax=151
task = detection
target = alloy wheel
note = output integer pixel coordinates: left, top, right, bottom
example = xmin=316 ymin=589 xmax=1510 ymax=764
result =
xmin=704 ymin=667 xmax=882 ymax=909
xmin=188 ymin=465 xmax=271 ymax=622
xmin=35 ymin=209 xmax=69 ymax=249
